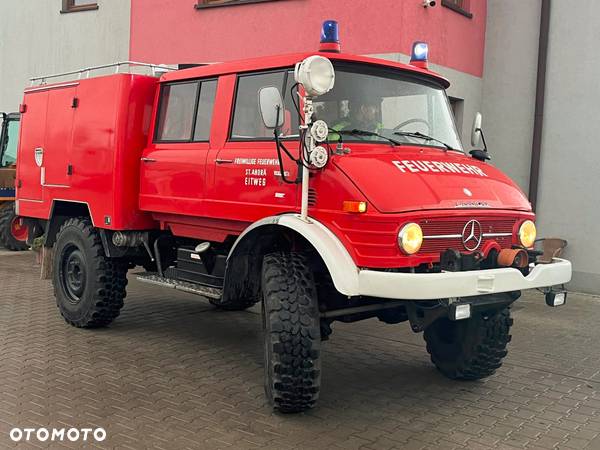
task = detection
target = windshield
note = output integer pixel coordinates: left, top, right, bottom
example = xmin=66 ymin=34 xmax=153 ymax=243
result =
xmin=315 ymin=63 xmax=463 ymax=151
xmin=0 ymin=118 xmax=19 ymax=167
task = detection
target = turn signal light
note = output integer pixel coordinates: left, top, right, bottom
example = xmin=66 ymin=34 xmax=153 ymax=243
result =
xmin=342 ymin=201 xmax=367 ymax=213
xmin=518 ymin=220 xmax=537 ymax=248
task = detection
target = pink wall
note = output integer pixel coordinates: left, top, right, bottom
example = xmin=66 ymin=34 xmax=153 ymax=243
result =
xmin=130 ymin=0 xmax=486 ymax=77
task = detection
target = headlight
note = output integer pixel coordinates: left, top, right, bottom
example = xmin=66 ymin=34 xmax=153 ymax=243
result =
xmin=398 ymin=223 xmax=423 ymax=255
xmin=294 ymin=55 xmax=335 ymax=97
xmin=518 ymin=220 xmax=536 ymax=248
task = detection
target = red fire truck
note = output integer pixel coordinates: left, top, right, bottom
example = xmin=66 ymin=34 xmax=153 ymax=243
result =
xmin=16 ymin=22 xmax=571 ymax=413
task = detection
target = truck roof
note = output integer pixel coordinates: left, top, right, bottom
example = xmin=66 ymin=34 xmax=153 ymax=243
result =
xmin=161 ymin=51 xmax=450 ymax=89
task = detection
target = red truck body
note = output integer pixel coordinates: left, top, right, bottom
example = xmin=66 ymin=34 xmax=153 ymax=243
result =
xmin=17 ymin=74 xmax=156 ymax=231
xmin=17 ymin=52 xmax=533 ymax=269
xmin=14 ymin=33 xmax=571 ymax=413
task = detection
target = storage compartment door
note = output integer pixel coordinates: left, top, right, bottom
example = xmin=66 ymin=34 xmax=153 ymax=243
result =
xmin=16 ymin=91 xmax=48 ymax=201
xmin=43 ymin=86 xmax=76 ymax=187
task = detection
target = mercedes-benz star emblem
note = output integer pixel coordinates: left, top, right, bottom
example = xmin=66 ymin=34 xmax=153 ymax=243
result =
xmin=461 ymin=219 xmax=482 ymax=251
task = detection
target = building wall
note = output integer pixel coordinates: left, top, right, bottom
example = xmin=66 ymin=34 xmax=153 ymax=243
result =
xmin=535 ymin=0 xmax=600 ymax=294
xmin=130 ymin=0 xmax=487 ymax=147
xmin=130 ymin=0 xmax=486 ymax=76
xmin=0 ymin=0 xmax=131 ymax=112
xmin=481 ymin=0 xmax=541 ymax=193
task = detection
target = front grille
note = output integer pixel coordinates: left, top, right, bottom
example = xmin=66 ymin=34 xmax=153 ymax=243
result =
xmin=420 ymin=217 xmax=515 ymax=254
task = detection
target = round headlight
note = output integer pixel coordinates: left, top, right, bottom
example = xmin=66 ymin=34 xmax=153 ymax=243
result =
xmin=398 ymin=223 xmax=423 ymax=255
xmin=519 ymin=220 xmax=537 ymax=248
xmin=294 ymin=55 xmax=335 ymax=97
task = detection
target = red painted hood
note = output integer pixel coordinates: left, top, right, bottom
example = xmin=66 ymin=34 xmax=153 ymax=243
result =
xmin=333 ymin=147 xmax=531 ymax=213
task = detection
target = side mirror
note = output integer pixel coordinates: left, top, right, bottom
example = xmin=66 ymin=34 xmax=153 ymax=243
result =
xmin=258 ymin=86 xmax=285 ymax=129
xmin=471 ymin=112 xmax=482 ymax=147
xmin=469 ymin=112 xmax=490 ymax=161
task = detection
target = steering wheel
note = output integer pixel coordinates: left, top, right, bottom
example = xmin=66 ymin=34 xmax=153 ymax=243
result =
xmin=393 ymin=118 xmax=431 ymax=134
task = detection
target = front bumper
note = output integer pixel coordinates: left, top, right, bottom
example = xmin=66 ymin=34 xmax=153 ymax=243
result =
xmin=358 ymin=258 xmax=572 ymax=300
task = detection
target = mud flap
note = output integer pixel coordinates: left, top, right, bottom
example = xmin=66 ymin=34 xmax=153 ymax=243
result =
xmin=40 ymin=246 xmax=54 ymax=280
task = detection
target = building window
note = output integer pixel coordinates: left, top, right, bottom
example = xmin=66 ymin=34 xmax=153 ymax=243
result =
xmin=61 ymin=0 xmax=99 ymax=13
xmin=441 ymin=0 xmax=473 ymax=19
xmin=195 ymin=0 xmax=282 ymax=9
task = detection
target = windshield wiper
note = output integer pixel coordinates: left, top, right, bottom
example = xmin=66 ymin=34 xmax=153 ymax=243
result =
xmin=335 ymin=129 xmax=403 ymax=146
xmin=393 ymin=131 xmax=455 ymax=151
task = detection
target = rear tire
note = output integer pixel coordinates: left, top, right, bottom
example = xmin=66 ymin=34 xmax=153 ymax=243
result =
xmin=0 ymin=202 xmax=28 ymax=251
xmin=53 ymin=218 xmax=128 ymax=328
xmin=424 ymin=307 xmax=513 ymax=380
xmin=261 ymin=252 xmax=321 ymax=413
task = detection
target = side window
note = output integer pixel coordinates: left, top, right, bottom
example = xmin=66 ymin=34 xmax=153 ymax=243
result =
xmin=155 ymin=82 xmax=198 ymax=142
xmin=1 ymin=120 xmax=19 ymax=167
xmin=231 ymin=71 xmax=299 ymax=140
xmin=232 ymin=72 xmax=284 ymax=139
xmin=282 ymin=71 xmax=300 ymax=137
xmin=193 ymin=79 xmax=218 ymax=141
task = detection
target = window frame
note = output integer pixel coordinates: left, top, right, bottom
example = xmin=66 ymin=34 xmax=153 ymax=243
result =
xmin=195 ymin=0 xmax=282 ymax=10
xmin=153 ymin=78 xmax=218 ymax=144
xmin=61 ymin=0 xmax=99 ymax=13
xmin=228 ymin=68 xmax=297 ymax=143
xmin=441 ymin=0 xmax=473 ymax=19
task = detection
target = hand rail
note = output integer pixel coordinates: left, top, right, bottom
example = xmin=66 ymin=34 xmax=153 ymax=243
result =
xmin=30 ymin=61 xmax=178 ymax=86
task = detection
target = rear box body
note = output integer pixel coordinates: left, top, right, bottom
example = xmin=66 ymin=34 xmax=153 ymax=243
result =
xmin=16 ymin=74 xmax=158 ymax=230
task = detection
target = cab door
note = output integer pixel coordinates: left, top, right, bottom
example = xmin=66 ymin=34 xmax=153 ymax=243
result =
xmin=206 ymin=70 xmax=299 ymax=222
xmin=139 ymin=79 xmax=218 ymax=216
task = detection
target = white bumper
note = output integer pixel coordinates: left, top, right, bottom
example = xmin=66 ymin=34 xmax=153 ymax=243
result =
xmin=232 ymin=215 xmax=572 ymax=301
xmin=358 ymin=258 xmax=572 ymax=300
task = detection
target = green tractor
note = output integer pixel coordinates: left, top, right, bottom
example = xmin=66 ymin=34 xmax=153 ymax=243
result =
xmin=0 ymin=112 xmax=28 ymax=251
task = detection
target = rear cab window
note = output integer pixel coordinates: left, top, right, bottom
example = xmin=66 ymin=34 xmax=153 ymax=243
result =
xmin=155 ymin=78 xmax=218 ymax=142
xmin=230 ymin=70 xmax=299 ymax=140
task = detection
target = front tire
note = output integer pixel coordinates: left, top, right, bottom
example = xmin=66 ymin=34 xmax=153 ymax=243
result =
xmin=53 ymin=218 xmax=128 ymax=328
xmin=0 ymin=202 xmax=28 ymax=251
xmin=424 ymin=307 xmax=513 ymax=380
xmin=261 ymin=252 xmax=321 ymax=413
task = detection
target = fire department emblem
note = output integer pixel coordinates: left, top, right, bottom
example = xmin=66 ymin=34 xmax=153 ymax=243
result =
xmin=461 ymin=219 xmax=482 ymax=251
xmin=34 ymin=147 xmax=44 ymax=167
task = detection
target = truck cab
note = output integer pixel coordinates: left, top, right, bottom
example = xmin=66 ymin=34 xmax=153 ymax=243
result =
xmin=16 ymin=22 xmax=571 ymax=413
xmin=0 ymin=112 xmax=28 ymax=250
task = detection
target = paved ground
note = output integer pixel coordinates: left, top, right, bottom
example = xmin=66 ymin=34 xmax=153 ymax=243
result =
xmin=0 ymin=250 xmax=599 ymax=449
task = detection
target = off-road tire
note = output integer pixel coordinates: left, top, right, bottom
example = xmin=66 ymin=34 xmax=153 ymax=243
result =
xmin=261 ymin=252 xmax=321 ymax=413
xmin=424 ymin=307 xmax=513 ymax=380
xmin=53 ymin=217 xmax=128 ymax=328
xmin=0 ymin=202 xmax=28 ymax=251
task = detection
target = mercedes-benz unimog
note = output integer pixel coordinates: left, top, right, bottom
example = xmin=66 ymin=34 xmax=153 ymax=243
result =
xmin=15 ymin=22 xmax=571 ymax=412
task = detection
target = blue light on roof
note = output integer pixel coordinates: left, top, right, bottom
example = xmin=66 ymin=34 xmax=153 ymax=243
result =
xmin=411 ymin=42 xmax=429 ymax=62
xmin=321 ymin=20 xmax=339 ymax=44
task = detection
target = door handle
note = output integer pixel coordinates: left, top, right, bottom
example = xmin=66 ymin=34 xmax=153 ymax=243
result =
xmin=140 ymin=157 xmax=157 ymax=163
xmin=215 ymin=158 xmax=234 ymax=164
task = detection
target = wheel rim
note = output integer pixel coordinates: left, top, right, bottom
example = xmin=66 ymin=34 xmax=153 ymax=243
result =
xmin=60 ymin=245 xmax=87 ymax=304
xmin=10 ymin=216 xmax=28 ymax=242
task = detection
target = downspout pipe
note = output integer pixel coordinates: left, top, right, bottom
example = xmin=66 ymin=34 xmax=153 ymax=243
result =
xmin=528 ymin=0 xmax=551 ymax=211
